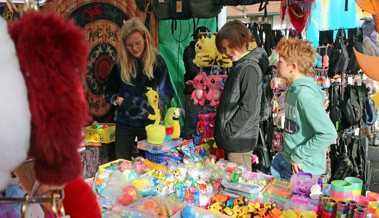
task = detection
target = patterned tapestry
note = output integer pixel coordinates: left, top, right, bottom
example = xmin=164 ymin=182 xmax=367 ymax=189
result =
xmin=42 ymin=0 xmax=159 ymax=122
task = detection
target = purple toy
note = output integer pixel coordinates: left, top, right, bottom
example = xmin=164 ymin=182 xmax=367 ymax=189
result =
xmin=290 ymin=172 xmax=322 ymax=197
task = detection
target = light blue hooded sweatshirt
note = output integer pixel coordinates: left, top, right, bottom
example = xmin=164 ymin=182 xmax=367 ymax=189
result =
xmin=281 ymin=77 xmax=337 ymax=175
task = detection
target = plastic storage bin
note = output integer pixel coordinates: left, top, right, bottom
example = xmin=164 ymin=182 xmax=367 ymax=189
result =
xmin=144 ymin=151 xmax=183 ymax=164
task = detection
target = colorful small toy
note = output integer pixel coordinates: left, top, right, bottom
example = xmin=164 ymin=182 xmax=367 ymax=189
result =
xmin=323 ymin=44 xmax=330 ymax=68
xmin=119 ymin=161 xmax=132 ymax=172
xmin=164 ymin=107 xmax=184 ymax=140
xmin=211 ymin=193 xmax=229 ymax=206
xmin=290 ymin=172 xmax=322 ymax=197
xmin=234 ymin=196 xmax=249 ymax=206
xmin=186 ymin=72 xmax=208 ymax=106
xmin=223 ymin=207 xmax=234 ymax=216
xmin=209 ymin=202 xmax=223 ymax=213
xmin=205 ymin=74 xmax=228 ymax=107
xmin=117 ymin=185 xmax=140 ymax=206
xmin=133 ymin=159 xmax=146 ymax=174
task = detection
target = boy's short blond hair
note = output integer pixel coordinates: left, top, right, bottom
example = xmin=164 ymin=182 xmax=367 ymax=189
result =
xmin=276 ymin=37 xmax=316 ymax=75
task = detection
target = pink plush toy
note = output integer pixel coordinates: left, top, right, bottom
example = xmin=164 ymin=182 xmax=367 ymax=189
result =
xmin=186 ymin=72 xmax=208 ymax=105
xmin=208 ymin=113 xmax=216 ymax=138
xmin=205 ymin=75 xmax=228 ymax=107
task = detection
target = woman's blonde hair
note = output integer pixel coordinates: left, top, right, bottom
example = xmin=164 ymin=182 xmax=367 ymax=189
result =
xmin=118 ymin=17 xmax=156 ymax=84
xmin=276 ymin=37 xmax=316 ymax=75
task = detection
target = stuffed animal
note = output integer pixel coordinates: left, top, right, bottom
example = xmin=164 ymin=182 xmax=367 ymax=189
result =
xmin=193 ymin=35 xmax=217 ymax=67
xmin=164 ymin=107 xmax=185 ymax=140
xmin=215 ymin=49 xmax=233 ymax=68
xmin=186 ymin=72 xmax=208 ymax=106
xmin=2 ymin=10 xmax=89 ymax=189
xmin=0 ymin=16 xmax=30 ymax=190
xmin=205 ymin=75 xmax=228 ymax=107
xmin=146 ymin=87 xmax=161 ymax=126
xmin=145 ymin=87 xmax=166 ymax=144
xmin=2 ymin=9 xmax=101 ymax=217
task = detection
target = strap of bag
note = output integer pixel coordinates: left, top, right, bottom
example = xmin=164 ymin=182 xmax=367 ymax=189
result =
xmin=258 ymin=0 xmax=268 ymax=17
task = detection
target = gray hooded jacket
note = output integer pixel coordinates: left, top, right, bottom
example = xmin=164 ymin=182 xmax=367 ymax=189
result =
xmin=215 ymin=47 xmax=269 ymax=153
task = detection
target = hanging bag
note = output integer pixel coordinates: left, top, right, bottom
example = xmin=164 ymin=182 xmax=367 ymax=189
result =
xmin=189 ymin=0 xmax=223 ymax=19
xmin=152 ymin=0 xmax=171 ymax=20
xmin=365 ymin=97 xmax=376 ymax=126
xmin=328 ymin=83 xmax=343 ymax=130
xmin=330 ymin=138 xmax=354 ymax=181
xmin=328 ymin=29 xmax=349 ymax=77
xmin=169 ymin=0 xmax=192 ymax=20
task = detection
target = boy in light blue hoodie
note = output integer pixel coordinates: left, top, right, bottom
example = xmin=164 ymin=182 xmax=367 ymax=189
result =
xmin=270 ymin=38 xmax=337 ymax=180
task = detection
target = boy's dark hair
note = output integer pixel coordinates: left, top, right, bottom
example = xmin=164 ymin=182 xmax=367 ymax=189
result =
xmin=215 ymin=20 xmax=251 ymax=52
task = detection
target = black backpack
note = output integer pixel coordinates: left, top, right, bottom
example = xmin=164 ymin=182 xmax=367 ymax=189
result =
xmin=328 ymin=29 xmax=350 ymax=77
xmin=328 ymin=83 xmax=343 ymax=131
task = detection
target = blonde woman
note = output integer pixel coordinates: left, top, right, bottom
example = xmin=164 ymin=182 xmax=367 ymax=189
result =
xmin=106 ymin=17 xmax=173 ymax=160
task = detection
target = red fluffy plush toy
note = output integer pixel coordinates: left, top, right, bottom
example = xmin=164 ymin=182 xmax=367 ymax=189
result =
xmin=3 ymin=10 xmax=101 ymax=217
xmin=7 ymin=10 xmax=89 ymax=186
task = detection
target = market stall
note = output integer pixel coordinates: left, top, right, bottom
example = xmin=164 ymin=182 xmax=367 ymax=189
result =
xmin=1 ymin=0 xmax=379 ymax=217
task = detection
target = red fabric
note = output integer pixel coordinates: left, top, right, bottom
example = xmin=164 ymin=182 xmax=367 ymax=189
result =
xmin=287 ymin=4 xmax=310 ymax=33
xmin=7 ymin=11 xmax=90 ymax=186
xmin=280 ymin=0 xmax=313 ymax=33
xmin=63 ymin=177 xmax=101 ymax=218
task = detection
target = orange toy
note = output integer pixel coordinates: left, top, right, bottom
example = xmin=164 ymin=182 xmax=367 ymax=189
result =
xmin=268 ymin=207 xmax=283 ymax=218
xmin=211 ymin=193 xmax=229 ymax=206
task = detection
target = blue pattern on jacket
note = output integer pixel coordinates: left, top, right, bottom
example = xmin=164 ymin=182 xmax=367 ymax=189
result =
xmin=105 ymin=54 xmax=174 ymax=127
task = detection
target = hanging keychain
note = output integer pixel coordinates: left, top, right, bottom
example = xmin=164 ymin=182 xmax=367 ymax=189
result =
xmin=323 ymin=44 xmax=330 ymax=68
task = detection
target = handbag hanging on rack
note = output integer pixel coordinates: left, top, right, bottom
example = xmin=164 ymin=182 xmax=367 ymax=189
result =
xmin=330 ymin=138 xmax=354 ymax=181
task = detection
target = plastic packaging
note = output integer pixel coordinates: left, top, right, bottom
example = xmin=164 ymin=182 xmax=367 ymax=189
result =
xmin=290 ymin=172 xmax=322 ymax=196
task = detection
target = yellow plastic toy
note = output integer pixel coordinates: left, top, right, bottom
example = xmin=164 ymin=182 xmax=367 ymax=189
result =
xmin=145 ymin=87 xmax=166 ymax=144
xmin=193 ymin=35 xmax=217 ymax=67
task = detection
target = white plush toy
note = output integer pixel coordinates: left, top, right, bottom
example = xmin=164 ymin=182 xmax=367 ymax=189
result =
xmin=0 ymin=17 xmax=31 ymax=190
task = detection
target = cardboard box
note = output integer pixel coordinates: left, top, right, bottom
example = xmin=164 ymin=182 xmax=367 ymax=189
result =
xmin=84 ymin=123 xmax=115 ymax=143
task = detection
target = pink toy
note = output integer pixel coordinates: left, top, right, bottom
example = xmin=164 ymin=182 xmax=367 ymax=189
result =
xmin=133 ymin=160 xmax=146 ymax=174
xmin=205 ymin=75 xmax=228 ymax=107
xmin=186 ymin=72 xmax=208 ymax=106
xmin=272 ymin=131 xmax=284 ymax=151
xmin=323 ymin=44 xmax=330 ymax=68
xmin=117 ymin=185 xmax=140 ymax=206
xmin=119 ymin=161 xmax=132 ymax=172
xmin=290 ymin=172 xmax=322 ymax=197
xmin=208 ymin=113 xmax=216 ymax=138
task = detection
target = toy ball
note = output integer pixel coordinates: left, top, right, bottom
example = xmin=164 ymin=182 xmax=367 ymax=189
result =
xmin=133 ymin=160 xmax=146 ymax=174
xmin=102 ymin=125 xmax=108 ymax=129
xmin=91 ymin=121 xmax=98 ymax=128
xmin=117 ymin=185 xmax=140 ymax=206
xmin=120 ymin=161 xmax=132 ymax=172
xmin=93 ymin=124 xmax=101 ymax=129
